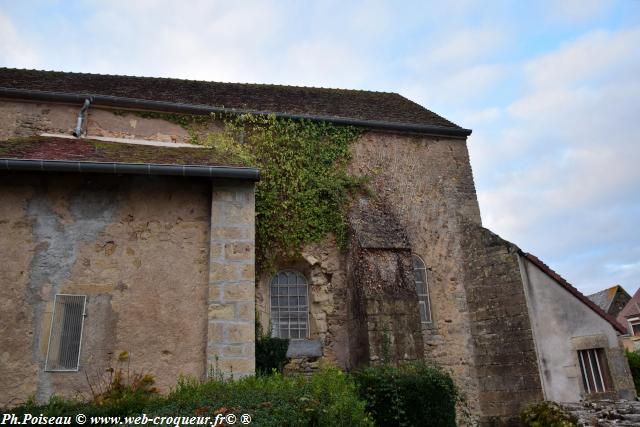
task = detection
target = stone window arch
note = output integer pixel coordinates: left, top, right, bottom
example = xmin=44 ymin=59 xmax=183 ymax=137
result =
xmin=412 ymin=255 xmax=432 ymax=323
xmin=270 ymin=270 xmax=309 ymax=339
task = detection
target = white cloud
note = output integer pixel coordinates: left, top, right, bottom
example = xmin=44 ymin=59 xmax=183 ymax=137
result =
xmin=476 ymin=27 xmax=640 ymax=294
xmin=546 ymin=0 xmax=613 ymax=23
xmin=0 ymin=12 xmax=39 ymax=68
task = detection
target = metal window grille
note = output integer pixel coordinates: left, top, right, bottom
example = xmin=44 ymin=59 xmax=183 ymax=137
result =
xmin=45 ymin=294 xmax=86 ymax=371
xmin=270 ymin=271 xmax=309 ymax=339
xmin=413 ymin=255 xmax=432 ymax=323
xmin=578 ymin=348 xmax=611 ymax=394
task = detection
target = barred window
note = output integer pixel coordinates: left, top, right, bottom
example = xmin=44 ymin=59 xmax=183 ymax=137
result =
xmin=578 ymin=348 xmax=612 ymax=394
xmin=45 ymin=294 xmax=86 ymax=371
xmin=413 ymin=255 xmax=432 ymax=323
xmin=270 ymin=270 xmax=309 ymax=339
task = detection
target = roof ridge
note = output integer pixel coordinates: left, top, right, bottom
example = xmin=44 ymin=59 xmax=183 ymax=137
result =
xmin=0 ymin=67 xmax=399 ymax=95
xmin=524 ymin=253 xmax=628 ymax=334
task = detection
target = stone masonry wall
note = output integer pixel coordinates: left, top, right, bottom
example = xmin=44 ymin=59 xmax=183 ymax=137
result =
xmin=0 ymin=172 xmax=211 ymax=406
xmin=207 ymin=183 xmax=256 ymax=378
xmin=349 ymin=131 xmax=483 ymax=419
xmin=461 ymin=221 xmax=543 ymax=425
xmin=0 ymin=99 xmax=221 ymax=143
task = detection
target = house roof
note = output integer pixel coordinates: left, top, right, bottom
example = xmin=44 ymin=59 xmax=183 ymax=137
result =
xmin=0 ymin=68 xmax=468 ymax=136
xmin=0 ymin=136 xmax=259 ymax=180
xmin=523 ymin=253 xmax=628 ymax=334
xmin=587 ymin=285 xmax=631 ymax=317
xmin=617 ymin=288 xmax=640 ymax=325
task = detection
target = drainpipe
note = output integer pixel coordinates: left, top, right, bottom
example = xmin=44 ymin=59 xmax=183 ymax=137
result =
xmin=72 ymin=98 xmax=92 ymax=137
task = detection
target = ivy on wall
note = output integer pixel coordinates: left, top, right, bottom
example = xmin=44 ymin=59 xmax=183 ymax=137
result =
xmin=124 ymin=110 xmax=364 ymax=268
xmin=198 ymin=113 xmax=364 ymax=268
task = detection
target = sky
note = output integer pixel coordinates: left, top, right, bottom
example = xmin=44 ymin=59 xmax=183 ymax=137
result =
xmin=1 ymin=0 xmax=639 ymax=296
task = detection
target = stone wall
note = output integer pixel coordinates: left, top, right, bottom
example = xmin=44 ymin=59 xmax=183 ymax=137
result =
xmin=349 ymin=131 xmax=483 ymax=419
xmin=461 ymin=222 xmax=544 ymax=425
xmin=207 ymin=183 xmax=256 ymax=378
xmin=0 ymin=99 xmax=220 ymax=143
xmin=0 ymin=172 xmax=212 ymax=405
xmin=0 ymin=100 xmax=257 ymax=404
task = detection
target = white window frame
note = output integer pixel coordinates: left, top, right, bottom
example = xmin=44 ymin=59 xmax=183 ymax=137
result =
xmin=577 ymin=348 xmax=610 ymax=394
xmin=45 ymin=294 xmax=87 ymax=372
xmin=269 ymin=270 xmax=309 ymax=340
xmin=628 ymin=317 xmax=640 ymax=337
xmin=412 ymin=255 xmax=432 ymax=324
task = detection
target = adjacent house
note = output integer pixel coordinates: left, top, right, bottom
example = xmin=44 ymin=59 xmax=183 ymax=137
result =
xmin=0 ymin=68 xmax=635 ymax=425
xmin=616 ymin=288 xmax=640 ymax=351
xmin=588 ymin=285 xmax=632 ymax=318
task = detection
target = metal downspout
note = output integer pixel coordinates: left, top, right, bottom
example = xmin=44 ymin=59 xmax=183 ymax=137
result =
xmin=72 ymin=98 xmax=92 ymax=137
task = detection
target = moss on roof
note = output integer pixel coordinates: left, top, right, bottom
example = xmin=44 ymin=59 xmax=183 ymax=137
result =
xmin=0 ymin=136 xmax=251 ymax=167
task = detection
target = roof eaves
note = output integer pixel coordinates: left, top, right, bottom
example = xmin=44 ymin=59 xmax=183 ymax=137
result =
xmin=1 ymin=158 xmax=260 ymax=181
xmin=0 ymin=87 xmax=472 ymax=138
xmin=523 ymin=253 xmax=628 ymax=334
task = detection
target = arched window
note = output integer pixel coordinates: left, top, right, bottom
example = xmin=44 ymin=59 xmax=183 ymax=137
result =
xmin=412 ymin=255 xmax=432 ymax=323
xmin=270 ymin=270 xmax=309 ymax=339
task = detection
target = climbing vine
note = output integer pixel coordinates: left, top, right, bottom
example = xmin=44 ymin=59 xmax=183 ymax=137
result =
xmin=112 ymin=109 xmax=364 ymax=268
xmin=192 ymin=113 xmax=364 ymax=269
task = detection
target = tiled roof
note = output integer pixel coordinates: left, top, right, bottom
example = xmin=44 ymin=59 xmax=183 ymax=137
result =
xmin=617 ymin=288 xmax=640 ymax=326
xmin=0 ymin=136 xmax=247 ymax=167
xmin=587 ymin=285 xmax=631 ymax=317
xmin=588 ymin=286 xmax=618 ymax=313
xmin=524 ymin=253 xmax=628 ymax=334
xmin=0 ymin=68 xmax=463 ymax=131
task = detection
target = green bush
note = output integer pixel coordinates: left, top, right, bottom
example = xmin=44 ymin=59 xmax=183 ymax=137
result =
xmin=255 ymin=315 xmax=289 ymax=375
xmin=352 ymin=361 xmax=459 ymax=427
xmin=625 ymin=349 xmax=640 ymax=393
xmin=520 ymin=401 xmax=578 ymax=427
xmin=5 ymin=368 xmax=372 ymax=427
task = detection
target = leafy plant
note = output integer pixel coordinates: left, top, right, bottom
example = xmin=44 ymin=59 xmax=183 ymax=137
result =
xmin=520 ymin=401 xmax=578 ymax=427
xmin=352 ymin=361 xmax=459 ymax=427
xmin=5 ymin=368 xmax=372 ymax=427
xmin=194 ymin=113 xmax=363 ymax=268
xmin=625 ymin=349 xmax=640 ymax=393
xmin=255 ymin=314 xmax=289 ymax=375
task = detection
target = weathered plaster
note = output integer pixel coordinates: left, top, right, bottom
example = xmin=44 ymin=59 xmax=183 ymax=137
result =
xmin=0 ymin=172 xmax=212 ymax=405
xmin=520 ymin=255 xmax=636 ymax=402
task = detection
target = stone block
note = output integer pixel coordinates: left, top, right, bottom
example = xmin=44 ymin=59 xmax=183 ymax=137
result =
xmin=211 ymin=226 xmax=248 ymax=240
xmin=237 ymin=302 xmax=254 ymax=321
xmin=224 ymin=205 xmax=254 ymax=225
xmin=208 ymin=322 xmax=224 ymax=342
xmin=210 ymin=263 xmax=238 ymax=282
xmin=239 ymin=264 xmax=255 ymax=280
xmin=209 ymin=243 xmax=222 ymax=259
xmin=224 ymin=242 xmax=254 ymax=261
xmin=225 ymin=323 xmax=254 ymax=343
xmin=208 ymin=303 xmax=235 ymax=320
xmin=224 ymin=282 xmax=254 ymax=301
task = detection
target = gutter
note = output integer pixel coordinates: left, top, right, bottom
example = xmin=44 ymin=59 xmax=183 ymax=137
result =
xmin=0 ymin=87 xmax=472 ymax=138
xmin=1 ymin=158 xmax=260 ymax=181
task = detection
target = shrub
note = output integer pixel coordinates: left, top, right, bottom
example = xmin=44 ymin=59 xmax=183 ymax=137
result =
xmin=255 ymin=316 xmax=290 ymax=375
xmin=520 ymin=401 xmax=578 ymax=427
xmin=352 ymin=361 xmax=459 ymax=427
xmin=625 ymin=349 xmax=640 ymax=393
xmin=5 ymin=368 xmax=372 ymax=427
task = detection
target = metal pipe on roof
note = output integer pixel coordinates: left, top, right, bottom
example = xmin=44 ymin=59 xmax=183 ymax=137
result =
xmin=0 ymin=87 xmax=473 ymax=138
xmin=1 ymin=158 xmax=260 ymax=181
xmin=72 ymin=97 xmax=92 ymax=137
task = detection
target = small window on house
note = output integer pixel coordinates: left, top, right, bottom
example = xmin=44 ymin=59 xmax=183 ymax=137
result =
xmin=628 ymin=318 xmax=640 ymax=336
xmin=45 ymin=294 xmax=86 ymax=371
xmin=270 ymin=271 xmax=309 ymax=339
xmin=413 ymin=255 xmax=432 ymax=323
xmin=578 ymin=348 xmax=612 ymax=394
